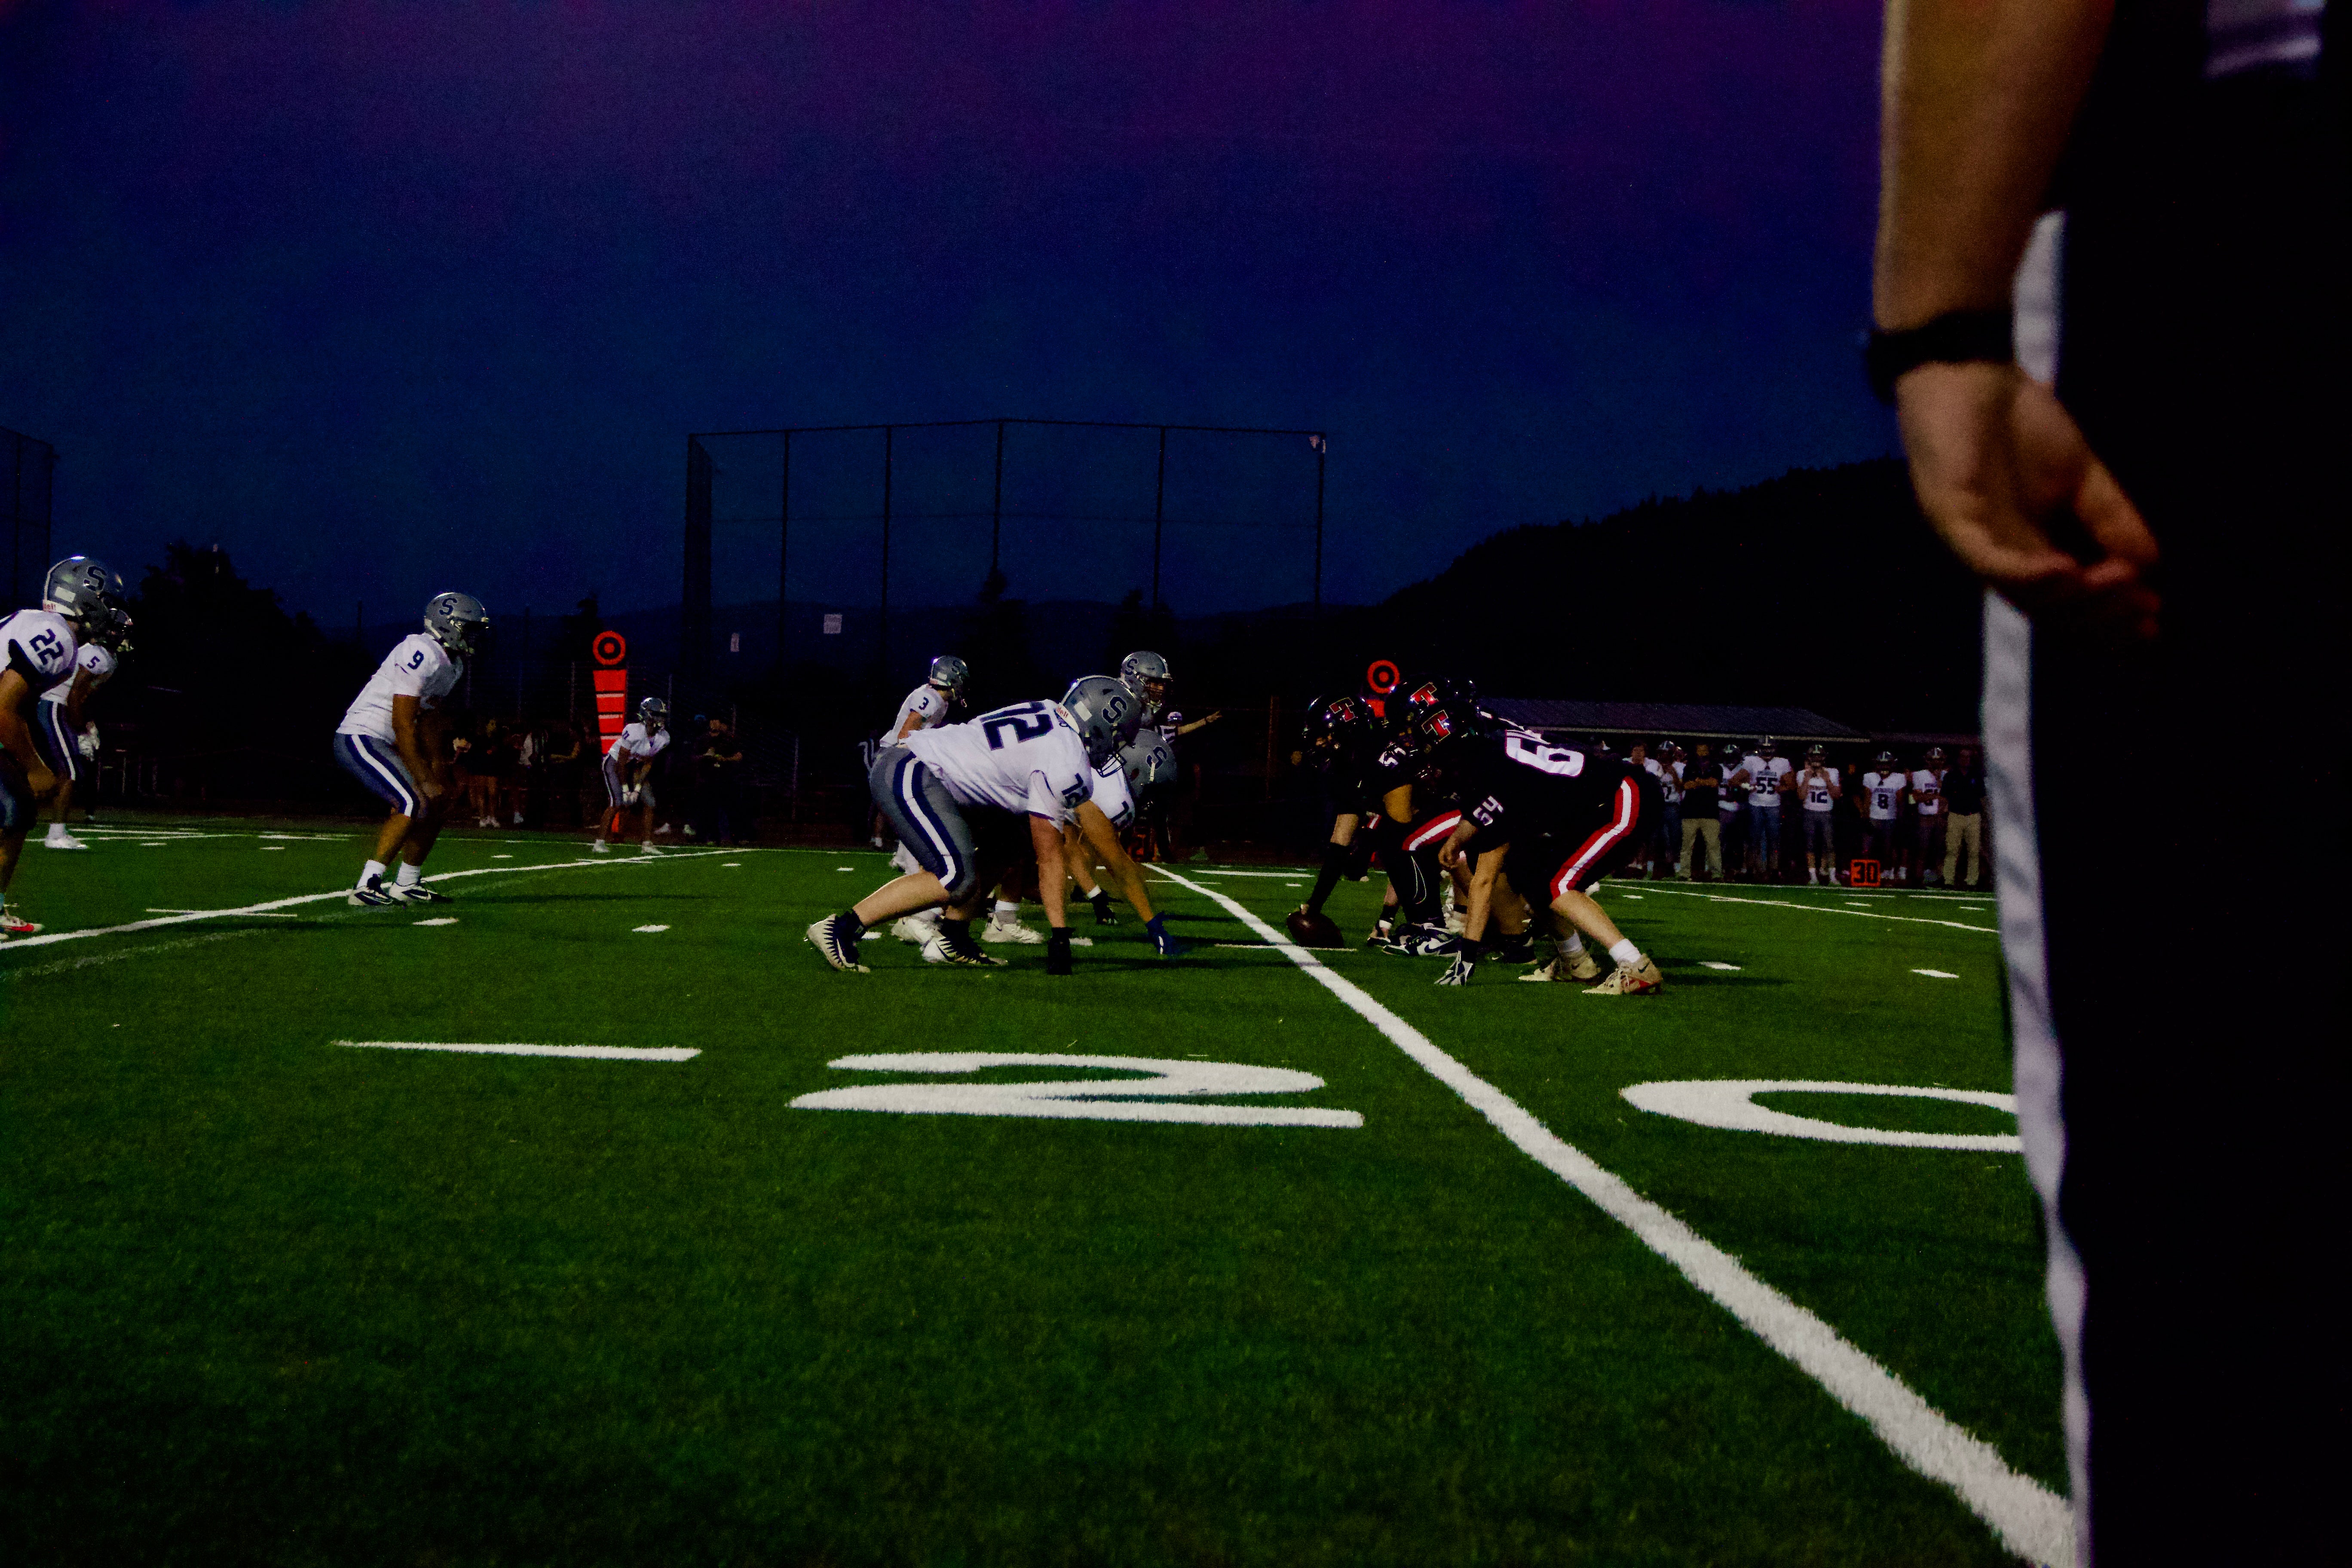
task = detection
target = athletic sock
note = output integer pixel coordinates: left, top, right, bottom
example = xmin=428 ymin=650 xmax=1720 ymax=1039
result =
xmin=992 ymin=900 xmax=1021 ymax=928
xmin=1557 ymin=933 xmax=1587 ymax=958
xmin=359 ymin=859 xmax=386 ymax=888
xmin=394 ymin=862 xmax=422 ymax=888
xmin=1308 ymin=839 xmax=1351 ymax=910
xmin=1608 ymin=938 xmax=1643 ymax=968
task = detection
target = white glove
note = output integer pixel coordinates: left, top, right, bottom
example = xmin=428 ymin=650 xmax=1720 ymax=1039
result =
xmin=622 ymin=785 xmax=642 ymax=806
xmin=1435 ymin=952 xmax=1478 ymax=987
xmin=77 ymin=727 xmax=100 ymax=761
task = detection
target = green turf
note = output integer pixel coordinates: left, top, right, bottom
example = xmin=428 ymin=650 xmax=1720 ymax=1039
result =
xmin=1 ymin=816 xmax=2061 ymax=1565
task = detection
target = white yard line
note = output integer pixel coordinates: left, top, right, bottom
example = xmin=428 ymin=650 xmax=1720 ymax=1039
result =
xmin=336 ymin=1041 xmax=698 ymax=1062
xmin=0 ymin=847 xmax=760 ymax=955
xmin=1639 ymin=882 xmax=1996 ymax=935
xmin=1153 ymin=867 xmax=2071 ymax=1568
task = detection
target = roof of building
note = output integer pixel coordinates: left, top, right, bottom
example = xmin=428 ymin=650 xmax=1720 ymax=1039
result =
xmin=1483 ymin=698 xmax=1868 ymax=743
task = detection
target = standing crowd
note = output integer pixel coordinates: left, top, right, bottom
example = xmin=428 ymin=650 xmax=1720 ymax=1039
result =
xmin=1625 ymin=736 xmax=1985 ymax=889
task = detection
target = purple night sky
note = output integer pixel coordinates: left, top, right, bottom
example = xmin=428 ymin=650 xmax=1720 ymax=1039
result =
xmin=1 ymin=0 xmax=1893 ymax=622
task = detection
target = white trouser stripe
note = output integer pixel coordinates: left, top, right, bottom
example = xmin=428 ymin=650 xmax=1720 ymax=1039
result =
xmin=897 ymin=756 xmax=963 ymax=888
xmin=1562 ymin=779 xmax=1636 ymax=888
xmin=1984 ymin=588 xmax=2090 ymax=1560
xmin=350 ymin=735 xmax=420 ymax=817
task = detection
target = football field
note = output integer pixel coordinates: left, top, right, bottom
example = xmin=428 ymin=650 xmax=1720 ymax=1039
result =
xmin=2 ymin=819 xmax=2065 ymax=1566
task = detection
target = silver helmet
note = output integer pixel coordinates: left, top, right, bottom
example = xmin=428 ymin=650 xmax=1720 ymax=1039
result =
xmin=422 ymin=591 xmax=490 ymax=655
xmin=1118 ymin=649 xmax=1171 ymax=710
xmin=927 ymin=654 xmax=970 ymax=702
xmin=1061 ymin=674 xmax=1142 ymax=766
xmin=1119 ymin=733 xmax=1177 ymax=792
xmin=43 ymin=556 xmax=124 ymax=630
xmin=638 ymin=696 xmax=670 ymax=730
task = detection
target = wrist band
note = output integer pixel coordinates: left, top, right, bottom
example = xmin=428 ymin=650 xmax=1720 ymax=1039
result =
xmin=1863 ymin=309 xmax=2014 ymax=404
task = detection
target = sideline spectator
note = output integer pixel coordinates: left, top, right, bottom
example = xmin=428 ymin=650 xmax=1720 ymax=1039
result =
xmin=698 ymin=717 xmax=745 ymax=845
xmin=1860 ymin=750 xmax=1905 ymax=883
xmin=1741 ymin=736 xmax=1793 ymax=880
xmin=450 ymin=725 xmax=485 ymax=827
xmin=542 ymin=720 xmax=584 ymax=829
xmin=1797 ymin=745 xmax=1842 ymax=885
xmin=1940 ymin=744 xmax=1985 ymax=890
xmin=1678 ymin=742 xmax=1724 ymax=880
xmin=1911 ymin=746 xmax=1948 ymax=886
xmin=1644 ymin=741 xmax=1683 ymax=881
xmin=500 ymin=721 xmax=530 ymax=827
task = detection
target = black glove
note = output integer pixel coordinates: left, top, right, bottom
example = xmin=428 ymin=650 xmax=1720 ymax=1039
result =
xmin=1088 ymin=888 xmax=1117 ymax=926
xmin=1046 ymin=927 xmax=1074 ymax=976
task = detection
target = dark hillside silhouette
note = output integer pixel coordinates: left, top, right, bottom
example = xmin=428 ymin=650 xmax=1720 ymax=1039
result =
xmin=1338 ymin=459 xmax=1981 ymax=732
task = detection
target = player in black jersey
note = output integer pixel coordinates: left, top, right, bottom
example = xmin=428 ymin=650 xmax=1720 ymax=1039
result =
xmin=1292 ymin=681 xmax=1477 ymax=954
xmin=1403 ymin=699 xmax=1665 ymax=994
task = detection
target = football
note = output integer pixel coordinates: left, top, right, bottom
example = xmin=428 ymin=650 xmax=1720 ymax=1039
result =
xmin=1284 ymin=907 xmax=1346 ymax=948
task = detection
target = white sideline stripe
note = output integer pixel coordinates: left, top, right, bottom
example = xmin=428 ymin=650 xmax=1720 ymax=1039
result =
xmin=0 ymin=846 xmax=763 ymax=954
xmin=1913 ymin=968 xmax=1959 ymax=980
xmin=1642 ymin=882 xmax=1996 ymax=935
xmin=336 ymin=1040 xmax=698 ymax=1062
xmin=1174 ymin=867 xmax=1318 ymax=879
xmin=1153 ymin=867 xmax=2071 ymax=1568
xmin=147 ymin=907 xmax=296 ymax=916
xmin=1699 ymin=961 xmax=1742 ymax=971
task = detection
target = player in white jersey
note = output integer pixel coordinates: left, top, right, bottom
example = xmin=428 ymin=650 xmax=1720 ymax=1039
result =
xmin=1859 ymin=750 xmax=1905 ymax=885
xmin=594 ymin=698 xmax=671 ymax=854
xmin=0 ymin=557 xmax=124 ymax=934
xmin=809 ymin=676 xmax=1183 ymax=974
xmin=1737 ymin=738 xmax=1795 ymax=880
xmin=1795 ymin=744 xmax=1844 ymax=884
xmin=1062 ymin=729 xmax=1172 ymax=928
xmin=882 ymin=656 xmax=971 ymax=937
xmin=1909 ymin=747 xmax=1947 ymax=887
xmin=333 ymin=591 xmax=487 ymax=906
xmin=34 ymin=605 xmax=129 ymax=851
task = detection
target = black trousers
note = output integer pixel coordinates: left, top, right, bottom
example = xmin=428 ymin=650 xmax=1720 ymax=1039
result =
xmin=2000 ymin=65 xmax=2340 ymax=1565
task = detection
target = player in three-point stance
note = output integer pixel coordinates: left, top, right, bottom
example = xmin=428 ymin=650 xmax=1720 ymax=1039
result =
xmin=808 ymin=676 xmax=1184 ymax=975
xmin=1406 ymin=699 xmax=1666 ymax=994
xmin=594 ymin=697 xmax=671 ymax=854
xmin=1063 ymin=726 xmax=1174 ymax=928
xmin=0 ymin=557 xmax=124 ymax=936
xmin=334 ymin=591 xmax=487 ymax=906
xmin=35 ymin=602 xmax=130 ymax=852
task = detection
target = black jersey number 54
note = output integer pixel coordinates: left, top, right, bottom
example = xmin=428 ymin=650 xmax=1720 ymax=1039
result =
xmin=980 ymin=701 xmax=1057 ymax=750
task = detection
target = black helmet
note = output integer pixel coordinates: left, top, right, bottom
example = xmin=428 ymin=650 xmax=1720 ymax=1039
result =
xmin=1390 ymin=673 xmax=1476 ymax=732
xmin=1298 ymin=693 xmax=1374 ymax=767
xmin=1396 ymin=698 xmax=1487 ymax=776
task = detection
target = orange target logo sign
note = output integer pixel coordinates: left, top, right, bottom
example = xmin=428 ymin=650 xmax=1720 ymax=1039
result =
xmin=592 ymin=631 xmax=627 ymax=666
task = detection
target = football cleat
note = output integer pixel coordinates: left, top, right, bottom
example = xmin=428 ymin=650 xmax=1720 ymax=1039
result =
xmin=639 ymin=842 xmax=663 ymax=855
xmin=1 ymin=903 xmax=42 ymax=934
xmin=806 ymin=915 xmax=871 ymax=973
xmin=591 ymin=840 xmax=612 ymax=854
xmin=978 ymin=919 xmax=1045 ymax=945
xmin=347 ymin=877 xmax=398 ymax=907
xmin=1385 ymin=922 xmax=1459 ymax=957
xmin=392 ymin=883 xmax=452 ymax=903
xmin=891 ymin=915 xmax=939 ymax=944
xmin=1488 ymin=932 xmax=1537 ymax=965
xmin=1520 ymin=949 xmax=1604 ymax=983
xmin=43 ymin=829 xmax=90 ymax=850
xmin=921 ymin=927 xmax=1005 ymax=967
xmin=1583 ymin=956 xmax=1665 ymax=996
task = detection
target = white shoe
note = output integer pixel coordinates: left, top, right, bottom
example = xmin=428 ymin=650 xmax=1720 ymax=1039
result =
xmin=891 ymin=916 xmax=939 ymax=944
xmin=591 ymin=840 xmax=612 ymax=854
xmin=43 ymin=830 xmax=89 ymax=850
xmin=640 ymin=842 xmax=663 ymax=855
xmin=511 ymin=813 xmax=524 ymax=826
xmin=978 ymin=919 xmax=1045 ymax=945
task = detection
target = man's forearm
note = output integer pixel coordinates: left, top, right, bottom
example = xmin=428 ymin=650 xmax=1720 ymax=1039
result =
xmin=1874 ymin=0 xmax=2113 ymax=328
xmin=1031 ymin=815 xmax=1069 ymax=926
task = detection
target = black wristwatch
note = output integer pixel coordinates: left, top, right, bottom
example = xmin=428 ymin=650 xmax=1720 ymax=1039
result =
xmin=1863 ymin=309 xmax=2014 ymax=404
